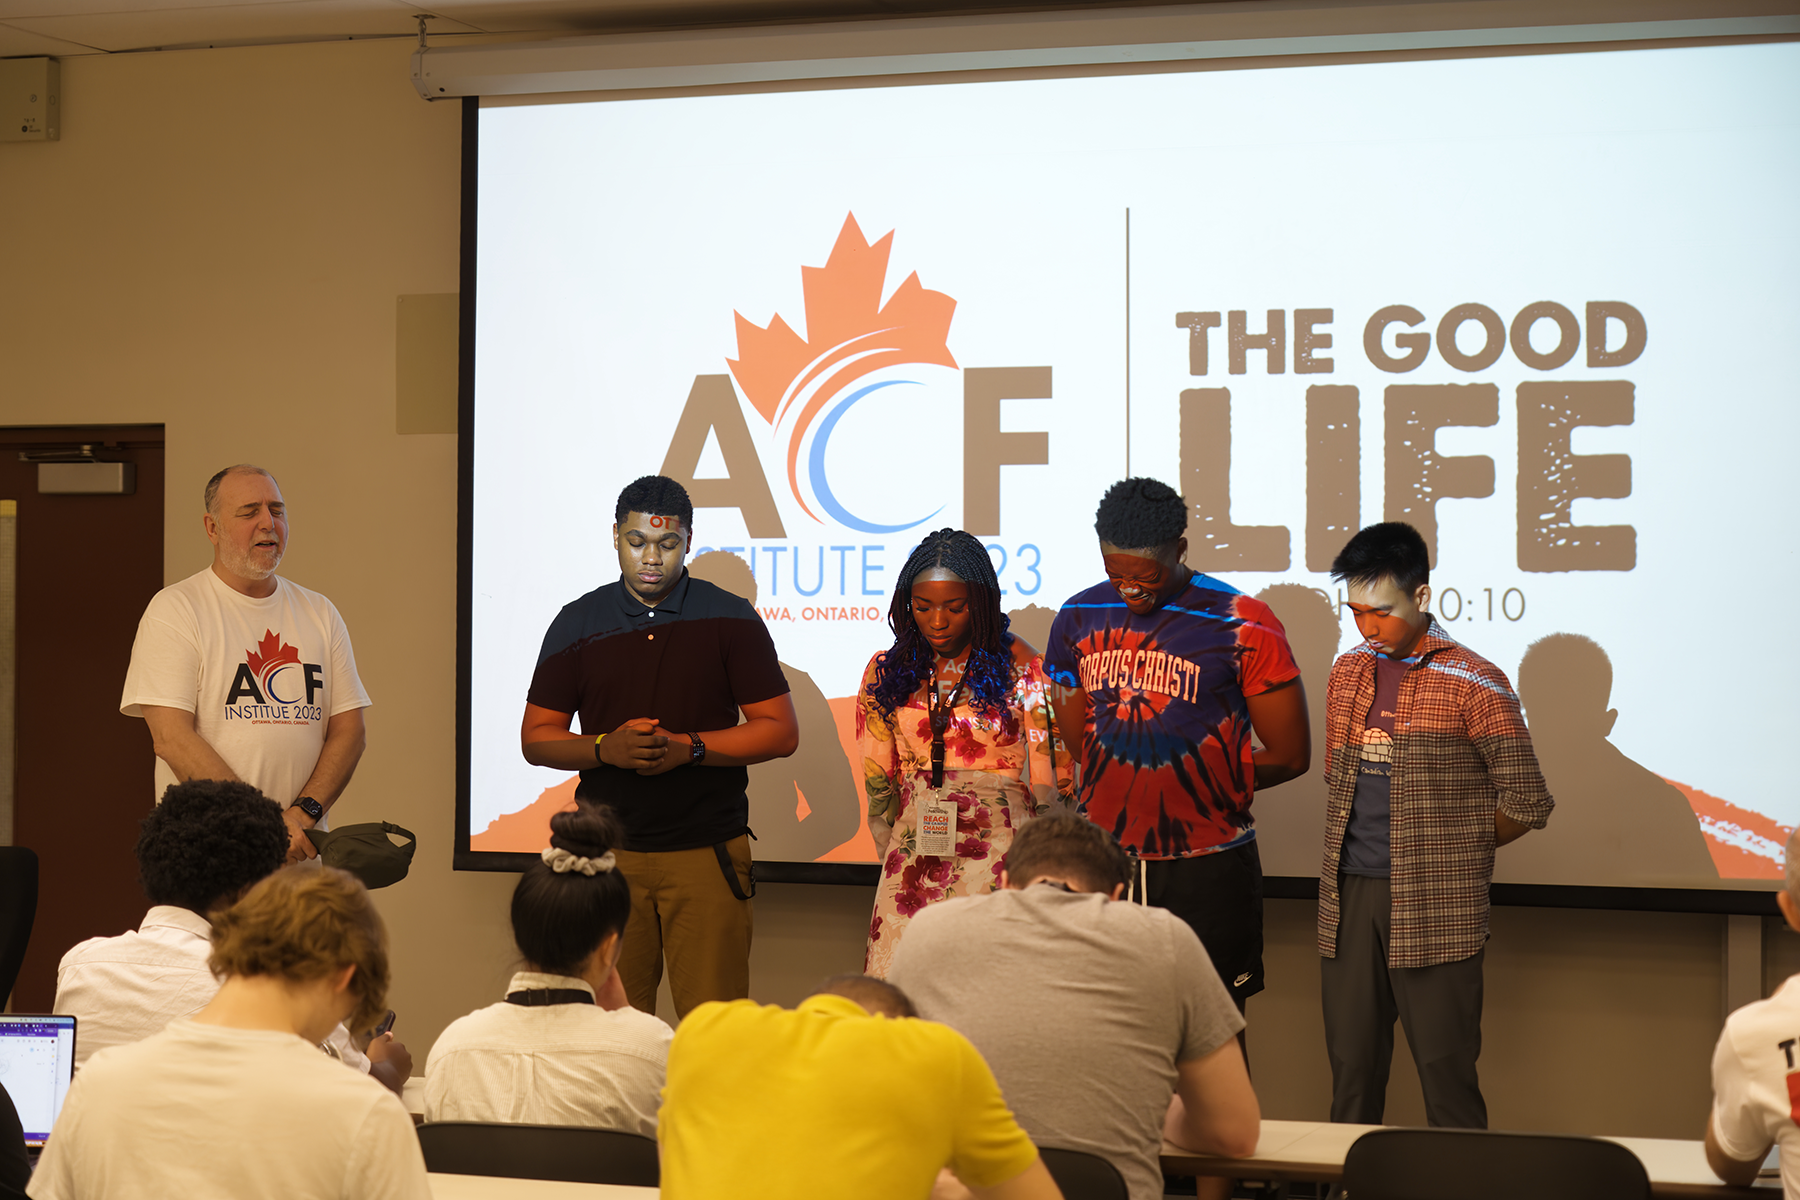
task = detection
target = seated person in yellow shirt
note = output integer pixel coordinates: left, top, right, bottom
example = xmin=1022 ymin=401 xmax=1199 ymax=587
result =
xmin=658 ymin=975 xmax=1062 ymax=1200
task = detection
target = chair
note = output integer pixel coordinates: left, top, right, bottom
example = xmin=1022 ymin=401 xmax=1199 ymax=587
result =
xmin=0 ymin=847 xmax=38 ymax=1009
xmin=1341 ymin=1127 xmax=1651 ymax=1200
xmin=1038 ymin=1146 xmax=1129 ymax=1200
xmin=415 ymin=1121 xmax=659 ymax=1186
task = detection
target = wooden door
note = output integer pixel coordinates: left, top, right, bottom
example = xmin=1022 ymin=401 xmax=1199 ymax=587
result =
xmin=0 ymin=426 xmax=164 ymax=1012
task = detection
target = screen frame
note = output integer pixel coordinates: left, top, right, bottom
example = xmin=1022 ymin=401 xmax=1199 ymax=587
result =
xmin=0 ymin=1012 xmax=78 ymax=1147
xmin=449 ymin=46 xmax=1788 ymax=916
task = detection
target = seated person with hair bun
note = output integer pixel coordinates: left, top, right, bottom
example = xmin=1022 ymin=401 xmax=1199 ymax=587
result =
xmin=29 ymin=866 xmax=428 ymax=1200
xmin=424 ymin=803 xmax=672 ymax=1135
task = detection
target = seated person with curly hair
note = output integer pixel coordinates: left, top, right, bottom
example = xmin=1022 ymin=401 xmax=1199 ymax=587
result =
xmin=425 ymin=803 xmax=672 ymax=1133
xmin=53 ymin=779 xmax=410 ymax=1091
xmin=29 ymin=866 xmax=428 ymax=1200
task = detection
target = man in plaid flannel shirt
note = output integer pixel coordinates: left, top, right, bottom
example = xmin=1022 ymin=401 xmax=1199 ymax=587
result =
xmin=1319 ymin=523 xmax=1552 ymax=1129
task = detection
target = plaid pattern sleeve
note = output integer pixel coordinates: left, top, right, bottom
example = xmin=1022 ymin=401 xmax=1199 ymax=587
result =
xmin=1318 ymin=619 xmax=1552 ymax=968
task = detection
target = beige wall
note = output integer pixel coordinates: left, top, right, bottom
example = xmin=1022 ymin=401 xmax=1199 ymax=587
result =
xmin=0 ymin=34 xmax=524 ymax=1051
xmin=1 ymin=30 xmax=1784 ymax=1142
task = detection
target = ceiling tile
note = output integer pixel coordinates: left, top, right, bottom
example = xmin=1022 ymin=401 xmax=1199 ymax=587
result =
xmin=2 ymin=0 xmax=483 ymax=52
xmin=0 ymin=18 xmax=106 ymax=53
xmin=0 ymin=0 xmax=1171 ymax=55
xmin=419 ymin=0 xmax=883 ymax=34
xmin=0 ymin=0 xmax=323 ymax=18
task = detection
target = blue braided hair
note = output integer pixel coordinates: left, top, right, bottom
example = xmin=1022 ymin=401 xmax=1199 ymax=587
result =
xmin=869 ymin=529 xmax=1014 ymax=719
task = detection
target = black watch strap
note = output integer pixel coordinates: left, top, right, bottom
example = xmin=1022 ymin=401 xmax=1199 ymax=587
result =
xmin=293 ymin=796 xmax=324 ymax=822
xmin=688 ymin=735 xmax=706 ymax=766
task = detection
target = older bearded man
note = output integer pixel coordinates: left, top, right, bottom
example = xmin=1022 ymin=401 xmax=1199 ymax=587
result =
xmin=122 ymin=464 xmax=371 ymax=863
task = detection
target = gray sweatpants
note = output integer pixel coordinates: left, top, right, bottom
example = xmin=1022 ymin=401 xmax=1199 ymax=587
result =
xmin=1321 ymin=872 xmax=1488 ymax=1129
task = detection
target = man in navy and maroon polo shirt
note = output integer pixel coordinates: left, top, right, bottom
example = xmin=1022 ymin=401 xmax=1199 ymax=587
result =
xmin=520 ymin=476 xmax=798 ymax=1017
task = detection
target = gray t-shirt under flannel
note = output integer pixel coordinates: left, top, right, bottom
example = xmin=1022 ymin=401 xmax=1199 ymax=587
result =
xmin=888 ymin=886 xmax=1246 ymax=1200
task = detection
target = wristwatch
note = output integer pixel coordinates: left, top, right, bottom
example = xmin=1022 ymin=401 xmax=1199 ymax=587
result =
xmin=292 ymin=796 xmax=325 ymax=823
xmin=688 ymin=735 xmax=706 ymax=767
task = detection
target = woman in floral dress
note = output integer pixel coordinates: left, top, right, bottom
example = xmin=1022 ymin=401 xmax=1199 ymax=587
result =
xmin=860 ymin=529 xmax=1071 ymax=977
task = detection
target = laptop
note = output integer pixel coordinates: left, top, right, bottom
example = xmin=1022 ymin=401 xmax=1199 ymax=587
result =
xmin=0 ymin=1014 xmax=77 ymax=1149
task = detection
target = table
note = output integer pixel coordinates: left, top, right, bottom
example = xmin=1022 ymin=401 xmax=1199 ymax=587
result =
xmin=1608 ymin=1136 xmax=1778 ymax=1198
xmin=429 ymin=1173 xmax=657 ymax=1199
xmin=413 ymin=1119 xmax=1774 ymax=1197
xmin=1159 ymin=1120 xmax=1781 ymax=1197
xmin=1162 ymin=1120 xmax=1380 ymax=1186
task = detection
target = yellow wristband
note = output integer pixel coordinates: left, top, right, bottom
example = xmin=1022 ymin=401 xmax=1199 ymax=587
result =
xmin=593 ymin=733 xmax=606 ymax=764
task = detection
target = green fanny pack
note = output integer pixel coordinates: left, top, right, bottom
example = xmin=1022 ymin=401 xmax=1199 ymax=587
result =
xmin=305 ymin=822 xmax=417 ymax=889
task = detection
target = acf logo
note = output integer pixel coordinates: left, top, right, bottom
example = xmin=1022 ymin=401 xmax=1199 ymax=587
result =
xmin=226 ymin=630 xmax=324 ymax=710
xmin=658 ymin=214 xmax=1053 ymax=538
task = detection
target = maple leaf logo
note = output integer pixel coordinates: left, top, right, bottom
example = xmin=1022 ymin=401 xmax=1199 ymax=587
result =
xmin=727 ymin=214 xmax=958 ymax=522
xmin=245 ymin=630 xmax=301 ymax=680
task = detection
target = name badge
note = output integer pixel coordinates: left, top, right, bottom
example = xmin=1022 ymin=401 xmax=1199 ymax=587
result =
xmin=915 ymin=790 xmax=957 ymax=858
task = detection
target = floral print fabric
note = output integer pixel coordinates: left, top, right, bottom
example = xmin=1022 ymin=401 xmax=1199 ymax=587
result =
xmin=859 ymin=652 xmax=1071 ymax=977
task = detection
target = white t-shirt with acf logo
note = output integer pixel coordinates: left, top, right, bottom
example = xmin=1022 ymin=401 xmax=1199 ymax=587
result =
xmin=120 ymin=567 xmax=372 ymax=812
xmin=1711 ymin=973 xmax=1800 ymax=1197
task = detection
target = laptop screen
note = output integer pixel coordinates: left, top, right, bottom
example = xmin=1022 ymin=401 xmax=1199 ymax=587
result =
xmin=0 ymin=1015 xmax=76 ymax=1147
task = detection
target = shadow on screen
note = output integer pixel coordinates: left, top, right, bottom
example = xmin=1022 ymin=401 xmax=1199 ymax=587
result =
xmin=1499 ymin=632 xmax=1718 ymax=887
xmin=688 ymin=551 xmax=860 ymax=861
xmin=1004 ymin=604 xmax=1056 ymax=656
xmin=1248 ymin=584 xmax=1340 ymax=879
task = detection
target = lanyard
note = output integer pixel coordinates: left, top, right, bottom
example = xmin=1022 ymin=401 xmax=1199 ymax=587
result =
xmin=927 ymin=667 xmax=967 ymax=789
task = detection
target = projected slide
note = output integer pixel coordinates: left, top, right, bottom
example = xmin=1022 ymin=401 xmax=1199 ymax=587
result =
xmin=465 ymin=42 xmax=1800 ymax=890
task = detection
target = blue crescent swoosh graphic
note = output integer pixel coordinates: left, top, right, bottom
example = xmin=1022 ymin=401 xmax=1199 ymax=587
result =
xmin=264 ymin=663 xmax=302 ymax=705
xmin=807 ymin=379 xmax=943 ymax=534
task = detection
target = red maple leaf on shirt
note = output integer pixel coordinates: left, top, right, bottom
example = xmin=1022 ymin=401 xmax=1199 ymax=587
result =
xmin=245 ymin=629 xmax=301 ymax=677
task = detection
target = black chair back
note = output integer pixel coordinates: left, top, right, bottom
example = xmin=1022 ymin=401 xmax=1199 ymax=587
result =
xmin=1342 ymin=1127 xmax=1651 ymax=1200
xmin=0 ymin=848 xmax=38 ymax=1007
xmin=1039 ymin=1146 xmax=1129 ymax=1200
xmin=416 ymin=1121 xmax=659 ymax=1186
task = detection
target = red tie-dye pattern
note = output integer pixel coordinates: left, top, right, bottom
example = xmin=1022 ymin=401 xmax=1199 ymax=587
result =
xmin=1048 ymin=581 xmax=1296 ymax=859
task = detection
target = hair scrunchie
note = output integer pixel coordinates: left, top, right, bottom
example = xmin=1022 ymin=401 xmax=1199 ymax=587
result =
xmin=541 ymin=847 xmax=617 ymax=876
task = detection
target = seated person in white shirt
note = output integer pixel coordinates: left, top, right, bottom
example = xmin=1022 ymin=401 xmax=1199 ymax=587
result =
xmin=888 ymin=813 xmax=1261 ymax=1200
xmin=29 ymin=866 xmax=429 ymax=1200
xmin=1707 ymin=825 xmax=1800 ymax=1194
xmin=53 ymin=779 xmax=411 ymax=1091
xmin=424 ymin=802 xmax=672 ymax=1134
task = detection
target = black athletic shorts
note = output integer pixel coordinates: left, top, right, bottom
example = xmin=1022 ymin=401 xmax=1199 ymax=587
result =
xmin=1143 ymin=838 xmax=1264 ymax=1009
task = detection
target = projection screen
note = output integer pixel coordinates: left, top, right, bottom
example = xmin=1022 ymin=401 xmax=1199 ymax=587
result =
xmin=457 ymin=38 xmax=1800 ymax=903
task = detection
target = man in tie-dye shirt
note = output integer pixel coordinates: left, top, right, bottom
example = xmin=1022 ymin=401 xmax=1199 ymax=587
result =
xmin=1319 ymin=521 xmax=1552 ymax=1130
xmin=1045 ymin=478 xmax=1311 ymax=1016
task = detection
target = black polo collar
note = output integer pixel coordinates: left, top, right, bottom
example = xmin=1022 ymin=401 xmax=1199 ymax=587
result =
xmin=615 ymin=569 xmax=690 ymax=619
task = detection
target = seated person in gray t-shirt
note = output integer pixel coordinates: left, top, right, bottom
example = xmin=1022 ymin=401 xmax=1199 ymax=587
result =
xmin=888 ymin=813 xmax=1259 ymax=1200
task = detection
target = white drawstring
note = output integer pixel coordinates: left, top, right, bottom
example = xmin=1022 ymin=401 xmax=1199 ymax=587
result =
xmin=1126 ymin=855 xmax=1148 ymax=904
